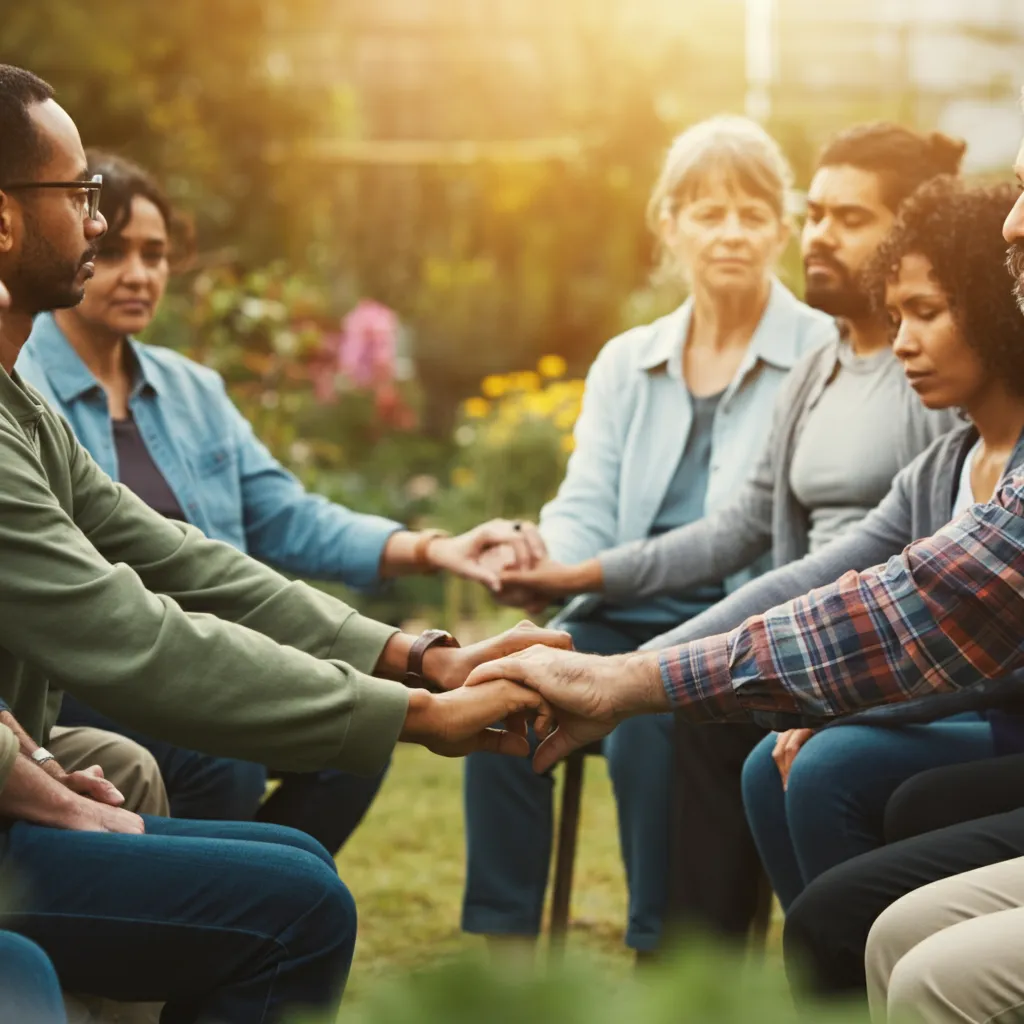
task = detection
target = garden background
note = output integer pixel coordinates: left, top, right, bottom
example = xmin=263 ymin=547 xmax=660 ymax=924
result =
xmin=4 ymin=2 xmax=1024 ymax=1015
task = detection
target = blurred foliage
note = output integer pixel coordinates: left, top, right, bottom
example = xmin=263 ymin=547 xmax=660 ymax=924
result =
xmin=0 ymin=1 xmax=753 ymax=417
xmin=293 ymin=948 xmax=869 ymax=1024
xmin=437 ymin=361 xmax=583 ymax=533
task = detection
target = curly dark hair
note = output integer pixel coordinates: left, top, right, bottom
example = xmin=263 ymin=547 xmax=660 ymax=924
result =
xmin=866 ymin=176 xmax=1024 ymax=395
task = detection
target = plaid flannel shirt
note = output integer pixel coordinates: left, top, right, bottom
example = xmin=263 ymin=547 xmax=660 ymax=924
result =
xmin=660 ymin=470 xmax=1024 ymax=725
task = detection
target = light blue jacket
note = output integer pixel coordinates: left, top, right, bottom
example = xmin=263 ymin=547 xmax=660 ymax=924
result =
xmin=17 ymin=314 xmax=402 ymax=588
xmin=541 ymin=278 xmax=838 ymax=614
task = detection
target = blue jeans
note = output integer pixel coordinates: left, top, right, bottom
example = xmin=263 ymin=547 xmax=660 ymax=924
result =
xmin=462 ymin=616 xmax=673 ymax=951
xmin=57 ymin=694 xmax=386 ymax=854
xmin=741 ymin=715 xmax=996 ymax=910
xmin=0 ymin=931 xmax=66 ymax=1023
xmin=1 ymin=816 xmax=356 ymax=1023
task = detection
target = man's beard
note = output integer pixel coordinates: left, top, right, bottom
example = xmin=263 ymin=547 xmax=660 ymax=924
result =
xmin=1006 ymin=243 xmax=1024 ymax=316
xmin=803 ymin=252 xmax=872 ymax=319
xmin=6 ymin=211 xmax=92 ymax=315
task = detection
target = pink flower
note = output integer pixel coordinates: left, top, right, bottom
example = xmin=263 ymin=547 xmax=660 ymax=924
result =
xmin=337 ymin=299 xmax=399 ymax=388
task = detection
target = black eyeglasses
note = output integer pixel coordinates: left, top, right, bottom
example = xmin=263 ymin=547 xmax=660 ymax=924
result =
xmin=0 ymin=173 xmax=103 ymax=220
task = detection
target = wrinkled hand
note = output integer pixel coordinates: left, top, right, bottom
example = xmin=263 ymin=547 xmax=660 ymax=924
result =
xmin=61 ymin=794 xmax=145 ymax=834
xmin=428 ymin=620 xmax=574 ymax=691
xmin=476 ymin=546 xmax=553 ymax=613
xmin=41 ymin=759 xmax=126 ymax=807
xmin=400 ymin=680 xmax=552 ymax=758
xmin=427 ymin=520 xmax=546 ymax=591
xmin=59 ymin=764 xmax=126 ymax=807
xmin=772 ymin=728 xmax=815 ymax=790
xmin=465 ymin=644 xmax=666 ymax=773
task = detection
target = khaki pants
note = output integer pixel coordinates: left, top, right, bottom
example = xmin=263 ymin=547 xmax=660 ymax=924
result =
xmin=866 ymin=856 xmax=1024 ymax=1023
xmin=48 ymin=725 xmax=169 ymax=817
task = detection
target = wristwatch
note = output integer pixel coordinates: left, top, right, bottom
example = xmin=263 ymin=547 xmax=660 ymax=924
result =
xmin=405 ymin=628 xmax=461 ymax=689
xmin=31 ymin=747 xmax=56 ymax=768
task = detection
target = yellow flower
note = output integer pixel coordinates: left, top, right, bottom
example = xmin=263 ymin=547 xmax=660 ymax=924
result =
xmin=451 ymin=467 xmax=477 ymax=489
xmin=560 ymin=433 xmax=576 ymax=454
xmin=537 ymin=354 xmax=567 ymax=379
xmin=463 ymin=397 xmax=491 ymax=419
xmin=505 ymin=371 xmax=542 ymax=393
xmin=481 ymin=375 xmax=507 ymax=398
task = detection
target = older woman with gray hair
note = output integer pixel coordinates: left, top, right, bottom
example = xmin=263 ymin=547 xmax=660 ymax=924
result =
xmin=463 ymin=115 xmax=837 ymax=956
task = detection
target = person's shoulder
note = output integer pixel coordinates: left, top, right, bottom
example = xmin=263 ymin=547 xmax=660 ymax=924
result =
xmin=589 ymin=304 xmax=688 ymax=374
xmin=777 ymin=330 xmax=841 ymax=397
xmin=899 ymin=421 xmax=975 ymax=485
xmin=133 ymin=342 xmax=228 ymax=396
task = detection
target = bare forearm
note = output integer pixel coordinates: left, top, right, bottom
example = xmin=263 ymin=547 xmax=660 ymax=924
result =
xmin=616 ymin=651 xmax=672 ymax=715
xmin=0 ymin=754 xmax=77 ymax=827
xmin=378 ymin=530 xmax=441 ymax=577
xmin=0 ymin=710 xmax=40 ymax=757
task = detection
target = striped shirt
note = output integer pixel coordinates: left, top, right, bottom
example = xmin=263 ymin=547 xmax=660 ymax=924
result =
xmin=660 ymin=465 xmax=1024 ymax=724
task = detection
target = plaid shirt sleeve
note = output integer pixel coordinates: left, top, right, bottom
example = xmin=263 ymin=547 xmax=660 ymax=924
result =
xmin=659 ymin=472 xmax=1024 ymax=724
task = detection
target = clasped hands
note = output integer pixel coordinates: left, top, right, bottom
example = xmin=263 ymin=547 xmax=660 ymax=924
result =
xmin=458 ymin=524 xmax=601 ymax=613
xmin=407 ymin=621 xmax=667 ymax=773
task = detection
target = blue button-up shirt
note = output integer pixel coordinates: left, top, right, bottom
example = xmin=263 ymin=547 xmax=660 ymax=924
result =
xmin=541 ymin=279 xmax=838 ymax=623
xmin=17 ymin=314 xmax=402 ymax=589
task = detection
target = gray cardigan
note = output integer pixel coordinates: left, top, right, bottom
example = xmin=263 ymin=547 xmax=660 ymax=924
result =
xmin=597 ymin=337 xmax=959 ymax=611
xmin=646 ymin=421 xmax=974 ymax=650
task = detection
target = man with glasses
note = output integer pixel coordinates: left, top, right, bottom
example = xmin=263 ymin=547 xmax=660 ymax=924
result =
xmin=0 ymin=63 xmax=569 ymax=1021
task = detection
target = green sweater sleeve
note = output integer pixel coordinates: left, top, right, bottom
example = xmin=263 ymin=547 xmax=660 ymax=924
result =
xmin=63 ymin=417 xmax=395 ymax=673
xmin=0 ymin=724 xmax=18 ymax=796
xmin=0 ymin=410 xmax=409 ymax=777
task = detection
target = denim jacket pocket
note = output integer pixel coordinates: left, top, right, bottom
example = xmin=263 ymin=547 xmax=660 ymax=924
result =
xmin=189 ymin=443 xmax=244 ymax=542
xmin=195 ymin=443 xmax=237 ymax=478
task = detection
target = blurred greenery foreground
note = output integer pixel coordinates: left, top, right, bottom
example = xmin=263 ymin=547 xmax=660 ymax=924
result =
xmin=299 ymin=951 xmax=868 ymax=1024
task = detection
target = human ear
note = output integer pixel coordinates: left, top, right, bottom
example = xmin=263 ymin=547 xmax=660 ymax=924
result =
xmin=0 ymin=195 xmax=15 ymax=256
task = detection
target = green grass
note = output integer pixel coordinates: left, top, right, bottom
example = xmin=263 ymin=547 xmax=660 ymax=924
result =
xmin=335 ymin=744 xmax=635 ymax=1005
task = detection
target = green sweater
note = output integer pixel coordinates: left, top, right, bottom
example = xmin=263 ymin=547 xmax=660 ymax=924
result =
xmin=0 ymin=365 xmax=411 ymax=794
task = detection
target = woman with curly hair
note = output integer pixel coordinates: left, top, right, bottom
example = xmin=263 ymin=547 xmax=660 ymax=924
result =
xmin=730 ymin=177 xmax=1024 ymax=911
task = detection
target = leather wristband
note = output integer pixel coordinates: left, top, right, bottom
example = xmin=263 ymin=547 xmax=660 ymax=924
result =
xmin=405 ymin=628 xmax=461 ymax=688
xmin=412 ymin=529 xmax=451 ymax=572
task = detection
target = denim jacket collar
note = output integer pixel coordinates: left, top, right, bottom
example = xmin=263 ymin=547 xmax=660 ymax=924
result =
xmin=29 ymin=313 xmax=158 ymax=404
xmin=636 ymin=277 xmax=816 ymax=376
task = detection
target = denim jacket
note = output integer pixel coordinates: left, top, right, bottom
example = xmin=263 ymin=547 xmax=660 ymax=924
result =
xmin=16 ymin=314 xmax=401 ymax=589
xmin=542 ymin=278 xmax=838 ymax=621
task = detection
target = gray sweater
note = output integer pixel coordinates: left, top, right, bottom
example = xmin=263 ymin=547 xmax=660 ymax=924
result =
xmin=645 ymin=422 xmax=974 ymax=650
xmin=597 ymin=337 xmax=958 ymax=611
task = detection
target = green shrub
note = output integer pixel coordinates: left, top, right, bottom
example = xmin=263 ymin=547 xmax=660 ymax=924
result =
xmin=296 ymin=948 xmax=869 ymax=1024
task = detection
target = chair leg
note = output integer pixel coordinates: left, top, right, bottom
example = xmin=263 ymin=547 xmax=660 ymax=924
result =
xmin=549 ymin=751 xmax=585 ymax=957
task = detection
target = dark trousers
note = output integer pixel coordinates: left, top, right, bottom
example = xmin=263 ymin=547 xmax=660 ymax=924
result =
xmin=667 ymin=717 xmax=767 ymax=940
xmin=57 ymin=693 xmax=385 ymax=854
xmin=0 ymin=932 xmax=66 ymax=1024
xmin=2 ymin=816 xmax=355 ymax=1023
xmin=884 ymin=750 xmax=1024 ymax=844
xmin=784 ymin=805 xmax=1024 ymax=998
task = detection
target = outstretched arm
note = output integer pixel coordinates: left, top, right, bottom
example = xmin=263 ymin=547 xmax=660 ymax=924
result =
xmin=470 ymin=471 xmax=1024 ymax=770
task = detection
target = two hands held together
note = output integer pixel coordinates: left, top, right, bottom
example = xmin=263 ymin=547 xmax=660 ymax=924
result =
xmin=395 ymin=621 xmax=667 ymax=774
xmin=408 ymin=517 xmax=602 ymax=613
